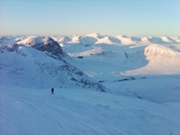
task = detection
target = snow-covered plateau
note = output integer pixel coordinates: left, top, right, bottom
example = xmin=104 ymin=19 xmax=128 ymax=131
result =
xmin=0 ymin=33 xmax=180 ymax=135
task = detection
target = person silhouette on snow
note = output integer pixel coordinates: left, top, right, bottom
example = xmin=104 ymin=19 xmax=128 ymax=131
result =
xmin=51 ymin=88 xmax=54 ymax=94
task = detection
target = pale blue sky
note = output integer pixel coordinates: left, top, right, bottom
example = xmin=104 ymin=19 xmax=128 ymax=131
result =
xmin=0 ymin=0 xmax=180 ymax=36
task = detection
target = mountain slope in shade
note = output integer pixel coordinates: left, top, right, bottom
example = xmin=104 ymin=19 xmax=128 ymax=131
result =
xmin=0 ymin=36 xmax=106 ymax=92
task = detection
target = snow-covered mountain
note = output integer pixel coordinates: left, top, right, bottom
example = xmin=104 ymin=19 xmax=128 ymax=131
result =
xmin=52 ymin=33 xmax=180 ymax=45
xmin=0 ymin=34 xmax=180 ymax=135
xmin=53 ymin=33 xmax=180 ymax=75
xmin=0 ymin=36 xmax=106 ymax=92
xmin=123 ymin=44 xmax=180 ymax=75
xmin=1 ymin=34 xmax=180 ymax=99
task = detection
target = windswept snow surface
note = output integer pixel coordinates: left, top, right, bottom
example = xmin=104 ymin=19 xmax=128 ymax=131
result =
xmin=1 ymin=86 xmax=180 ymax=135
xmin=1 ymin=34 xmax=180 ymax=135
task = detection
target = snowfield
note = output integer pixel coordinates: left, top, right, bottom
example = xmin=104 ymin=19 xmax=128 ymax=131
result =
xmin=0 ymin=34 xmax=180 ymax=135
xmin=1 ymin=86 xmax=180 ymax=135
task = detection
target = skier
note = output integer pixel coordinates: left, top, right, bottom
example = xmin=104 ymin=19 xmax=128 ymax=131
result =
xmin=51 ymin=88 xmax=54 ymax=94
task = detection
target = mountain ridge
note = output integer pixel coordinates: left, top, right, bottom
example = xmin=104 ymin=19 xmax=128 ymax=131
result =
xmin=0 ymin=36 xmax=107 ymax=92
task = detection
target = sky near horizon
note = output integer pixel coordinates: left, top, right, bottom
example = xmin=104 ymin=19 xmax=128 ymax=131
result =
xmin=0 ymin=0 xmax=180 ymax=36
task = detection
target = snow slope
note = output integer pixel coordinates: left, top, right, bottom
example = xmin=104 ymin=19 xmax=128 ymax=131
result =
xmin=123 ymin=44 xmax=180 ymax=75
xmin=1 ymin=34 xmax=180 ymax=135
xmin=58 ymin=34 xmax=180 ymax=103
xmin=0 ymin=36 xmax=106 ymax=92
xmin=1 ymin=86 xmax=180 ymax=135
xmin=53 ymin=33 xmax=180 ymax=76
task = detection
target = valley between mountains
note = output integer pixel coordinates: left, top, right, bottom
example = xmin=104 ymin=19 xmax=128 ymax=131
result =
xmin=0 ymin=33 xmax=180 ymax=135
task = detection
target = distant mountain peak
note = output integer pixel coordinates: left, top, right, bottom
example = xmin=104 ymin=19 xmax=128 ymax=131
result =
xmin=86 ymin=33 xmax=104 ymax=39
xmin=19 ymin=36 xmax=64 ymax=58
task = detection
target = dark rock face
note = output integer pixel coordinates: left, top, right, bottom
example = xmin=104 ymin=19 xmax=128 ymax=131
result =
xmin=4 ymin=43 xmax=21 ymax=52
xmin=32 ymin=37 xmax=64 ymax=58
xmin=59 ymin=64 xmax=107 ymax=92
xmin=0 ymin=44 xmax=27 ymax=57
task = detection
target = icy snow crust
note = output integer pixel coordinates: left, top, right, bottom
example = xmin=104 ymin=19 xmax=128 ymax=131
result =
xmin=0 ymin=34 xmax=180 ymax=135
